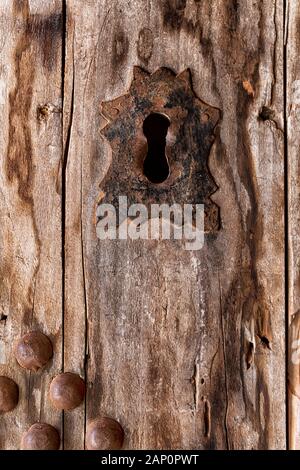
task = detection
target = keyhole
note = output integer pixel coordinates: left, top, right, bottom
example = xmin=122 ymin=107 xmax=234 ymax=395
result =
xmin=143 ymin=113 xmax=170 ymax=184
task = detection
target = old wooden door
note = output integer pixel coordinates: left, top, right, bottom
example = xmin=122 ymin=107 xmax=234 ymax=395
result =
xmin=0 ymin=0 xmax=299 ymax=450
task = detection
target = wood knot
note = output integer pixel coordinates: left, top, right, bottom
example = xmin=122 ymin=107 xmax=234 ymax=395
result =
xmin=37 ymin=103 xmax=61 ymax=121
xmin=259 ymin=106 xmax=275 ymax=121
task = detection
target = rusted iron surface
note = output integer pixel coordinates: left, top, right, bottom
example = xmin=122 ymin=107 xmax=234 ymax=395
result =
xmin=99 ymin=66 xmax=221 ymax=232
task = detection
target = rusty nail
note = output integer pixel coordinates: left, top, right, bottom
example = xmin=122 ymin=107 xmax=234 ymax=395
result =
xmin=21 ymin=423 xmax=60 ymax=450
xmin=0 ymin=376 xmax=19 ymax=413
xmin=86 ymin=417 xmax=124 ymax=450
xmin=49 ymin=372 xmax=85 ymax=411
xmin=14 ymin=331 xmax=53 ymax=372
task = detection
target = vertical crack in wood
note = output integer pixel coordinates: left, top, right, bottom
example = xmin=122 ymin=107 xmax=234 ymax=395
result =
xmin=76 ymin=11 xmax=89 ymax=447
xmin=27 ymin=371 xmax=32 ymax=414
xmin=246 ymin=341 xmax=254 ymax=370
xmin=203 ymin=399 xmax=211 ymax=438
xmin=218 ymin=272 xmax=229 ymax=449
xmin=209 ymin=344 xmax=220 ymax=384
xmin=283 ymin=0 xmax=290 ymax=451
xmin=81 ymin=179 xmax=88 ymax=451
xmin=73 ymin=2 xmax=89 ymax=445
xmin=191 ymin=360 xmax=200 ymax=413
xmin=271 ymin=1 xmax=278 ymax=106
xmin=62 ymin=0 xmax=75 ymax=450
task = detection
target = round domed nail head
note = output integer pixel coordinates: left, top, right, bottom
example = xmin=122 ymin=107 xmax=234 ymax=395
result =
xmin=86 ymin=417 xmax=124 ymax=450
xmin=15 ymin=331 xmax=53 ymax=372
xmin=21 ymin=423 xmax=60 ymax=450
xmin=50 ymin=372 xmax=85 ymax=411
xmin=0 ymin=376 xmax=19 ymax=413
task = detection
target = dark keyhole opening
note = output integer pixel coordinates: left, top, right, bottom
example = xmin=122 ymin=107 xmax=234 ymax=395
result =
xmin=143 ymin=113 xmax=170 ymax=184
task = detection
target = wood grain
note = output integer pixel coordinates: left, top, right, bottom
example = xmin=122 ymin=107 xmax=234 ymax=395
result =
xmin=64 ymin=0 xmax=285 ymax=449
xmin=0 ymin=0 xmax=63 ymax=449
xmin=63 ymin=1 xmax=86 ymax=449
xmin=0 ymin=0 xmax=288 ymax=451
xmin=287 ymin=0 xmax=300 ymax=451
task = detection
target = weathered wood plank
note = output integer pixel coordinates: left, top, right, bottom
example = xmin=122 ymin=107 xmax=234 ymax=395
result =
xmin=0 ymin=0 xmax=63 ymax=449
xmin=65 ymin=0 xmax=285 ymax=449
xmin=63 ymin=3 xmax=87 ymax=449
xmin=287 ymin=0 xmax=300 ymax=451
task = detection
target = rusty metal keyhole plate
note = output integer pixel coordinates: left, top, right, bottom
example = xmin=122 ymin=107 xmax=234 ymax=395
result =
xmin=99 ymin=66 xmax=221 ymax=232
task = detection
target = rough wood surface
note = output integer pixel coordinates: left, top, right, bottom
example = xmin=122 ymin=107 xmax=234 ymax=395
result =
xmin=0 ymin=0 xmax=288 ymax=450
xmin=287 ymin=0 xmax=300 ymax=451
xmin=0 ymin=0 xmax=63 ymax=450
xmin=65 ymin=0 xmax=285 ymax=449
